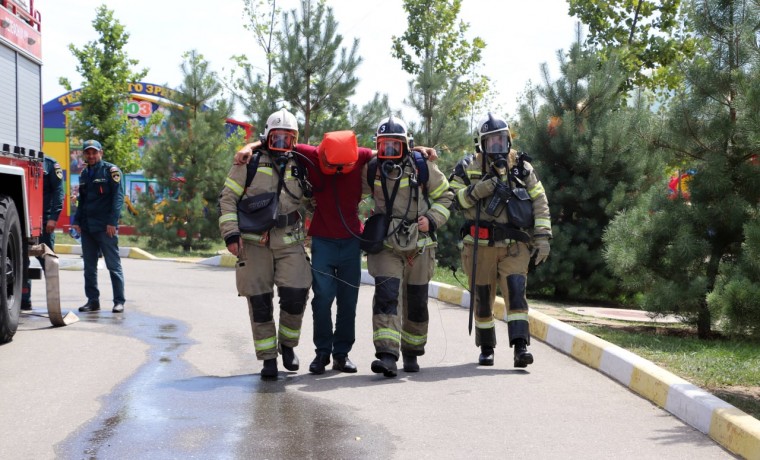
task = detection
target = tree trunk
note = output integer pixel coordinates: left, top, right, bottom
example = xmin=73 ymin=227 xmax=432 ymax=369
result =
xmin=697 ymin=301 xmax=711 ymax=339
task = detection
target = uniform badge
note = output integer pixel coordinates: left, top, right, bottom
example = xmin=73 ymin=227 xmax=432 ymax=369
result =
xmin=110 ymin=166 xmax=121 ymax=183
xmin=55 ymin=163 xmax=63 ymax=179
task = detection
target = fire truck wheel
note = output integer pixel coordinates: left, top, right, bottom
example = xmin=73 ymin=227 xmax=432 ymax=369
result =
xmin=0 ymin=195 xmax=23 ymax=343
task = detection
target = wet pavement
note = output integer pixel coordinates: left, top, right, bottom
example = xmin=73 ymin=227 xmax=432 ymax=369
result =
xmin=54 ymin=311 xmax=389 ymax=459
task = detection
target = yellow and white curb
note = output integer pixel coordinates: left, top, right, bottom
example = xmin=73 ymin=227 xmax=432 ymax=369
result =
xmin=55 ymin=244 xmax=157 ymax=260
xmin=199 ymin=254 xmax=237 ymax=268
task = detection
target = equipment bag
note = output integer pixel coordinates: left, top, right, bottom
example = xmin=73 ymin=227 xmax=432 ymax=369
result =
xmin=237 ymin=155 xmax=285 ymax=234
xmin=237 ymin=192 xmax=279 ymax=233
xmin=360 ymin=213 xmax=389 ymax=254
xmin=507 ymin=187 xmax=534 ymax=229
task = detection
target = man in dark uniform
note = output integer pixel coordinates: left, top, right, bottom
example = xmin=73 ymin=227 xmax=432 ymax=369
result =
xmin=72 ymin=139 xmax=126 ymax=314
xmin=21 ymin=156 xmax=64 ymax=310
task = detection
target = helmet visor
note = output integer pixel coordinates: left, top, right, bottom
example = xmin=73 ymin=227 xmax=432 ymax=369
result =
xmin=483 ymin=132 xmax=509 ymax=154
xmin=268 ymin=129 xmax=297 ymax=152
xmin=377 ymin=137 xmax=404 ymax=159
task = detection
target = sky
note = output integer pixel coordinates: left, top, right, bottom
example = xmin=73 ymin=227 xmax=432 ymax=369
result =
xmin=38 ymin=0 xmax=579 ymax=126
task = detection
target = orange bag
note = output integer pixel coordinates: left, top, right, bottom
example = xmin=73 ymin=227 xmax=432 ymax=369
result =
xmin=318 ymin=130 xmax=358 ymax=175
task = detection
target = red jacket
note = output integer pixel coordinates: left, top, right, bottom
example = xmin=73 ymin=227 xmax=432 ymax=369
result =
xmin=295 ymin=143 xmax=373 ymax=239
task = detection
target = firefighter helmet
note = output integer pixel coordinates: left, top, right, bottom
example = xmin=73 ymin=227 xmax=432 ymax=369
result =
xmin=376 ymin=115 xmax=413 ymax=160
xmin=475 ymin=112 xmax=511 ymax=155
xmin=264 ymin=108 xmax=299 ymax=152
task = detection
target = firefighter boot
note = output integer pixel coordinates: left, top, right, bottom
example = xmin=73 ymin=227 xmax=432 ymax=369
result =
xmin=513 ymin=339 xmax=534 ymax=368
xmin=402 ymin=353 xmax=420 ymax=373
xmin=261 ymin=358 xmax=278 ymax=379
xmin=280 ymin=345 xmax=299 ymax=371
xmin=371 ymin=353 xmax=398 ymax=378
xmin=479 ymin=346 xmax=495 ymax=366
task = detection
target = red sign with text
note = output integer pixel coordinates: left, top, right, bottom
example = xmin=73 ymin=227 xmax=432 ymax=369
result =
xmin=0 ymin=0 xmax=41 ymax=60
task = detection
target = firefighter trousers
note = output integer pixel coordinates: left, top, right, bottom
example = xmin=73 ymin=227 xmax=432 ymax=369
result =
xmin=236 ymin=240 xmax=312 ymax=360
xmin=461 ymin=241 xmax=531 ymax=348
xmin=367 ymin=247 xmax=435 ymax=358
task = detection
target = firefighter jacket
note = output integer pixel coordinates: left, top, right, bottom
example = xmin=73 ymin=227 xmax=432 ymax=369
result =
xmin=218 ymin=150 xmax=307 ymax=249
xmin=72 ymin=160 xmax=124 ymax=233
xmin=43 ymin=156 xmax=64 ymax=223
xmin=449 ymin=150 xmax=551 ymax=247
xmin=362 ymin=156 xmax=453 ymax=251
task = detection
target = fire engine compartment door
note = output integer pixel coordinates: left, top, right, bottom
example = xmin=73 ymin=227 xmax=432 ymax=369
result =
xmin=0 ymin=44 xmax=16 ymax=145
xmin=0 ymin=43 xmax=41 ymax=151
xmin=17 ymin=53 xmax=41 ymax=152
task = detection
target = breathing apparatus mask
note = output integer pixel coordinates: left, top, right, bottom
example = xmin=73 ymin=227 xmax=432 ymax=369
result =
xmin=375 ymin=115 xmax=413 ymax=178
xmin=482 ymin=132 xmax=510 ymax=173
xmin=475 ymin=112 xmax=512 ymax=176
xmin=267 ymin=129 xmax=297 ymax=153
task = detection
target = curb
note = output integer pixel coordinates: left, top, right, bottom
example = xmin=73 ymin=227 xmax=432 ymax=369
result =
xmin=55 ymin=244 xmax=158 ymax=260
xmin=55 ymin=245 xmax=760 ymax=458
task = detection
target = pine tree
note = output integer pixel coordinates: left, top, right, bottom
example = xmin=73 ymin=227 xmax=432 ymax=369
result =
xmin=60 ymin=5 xmax=149 ymax=173
xmin=231 ymin=0 xmax=281 ymax=133
xmin=392 ymin=0 xmax=487 ymax=147
xmin=277 ymin=0 xmax=360 ymax=144
xmin=138 ymin=51 xmax=240 ymax=252
xmin=604 ymin=0 xmax=760 ymax=338
xmin=347 ymin=93 xmax=392 ymax=147
xmin=516 ymin=29 xmax=663 ymax=300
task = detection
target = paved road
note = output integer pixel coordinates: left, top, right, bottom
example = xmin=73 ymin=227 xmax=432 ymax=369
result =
xmin=1 ymin=256 xmax=735 ymax=459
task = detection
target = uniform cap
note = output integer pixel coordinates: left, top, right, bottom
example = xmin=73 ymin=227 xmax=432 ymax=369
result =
xmin=83 ymin=139 xmax=102 ymax=151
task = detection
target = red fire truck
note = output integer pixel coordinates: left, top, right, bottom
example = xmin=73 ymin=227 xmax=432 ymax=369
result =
xmin=0 ymin=0 xmax=74 ymax=343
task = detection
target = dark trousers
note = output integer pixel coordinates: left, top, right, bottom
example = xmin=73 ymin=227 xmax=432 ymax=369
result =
xmin=22 ymin=231 xmax=56 ymax=305
xmin=81 ymin=229 xmax=125 ymax=305
xmin=310 ymin=237 xmax=360 ymax=357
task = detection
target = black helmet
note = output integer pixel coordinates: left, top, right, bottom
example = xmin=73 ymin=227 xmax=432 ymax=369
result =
xmin=475 ymin=112 xmax=511 ymax=155
xmin=376 ymin=115 xmax=413 ymax=160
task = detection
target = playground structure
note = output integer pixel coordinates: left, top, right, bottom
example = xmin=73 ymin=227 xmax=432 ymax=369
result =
xmin=42 ymin=82 xmax=252 ymax=233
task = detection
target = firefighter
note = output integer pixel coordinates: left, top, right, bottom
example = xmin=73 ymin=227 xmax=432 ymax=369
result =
xmin=218 ymin=108 xmax=312 ymax=379
xmin=449 ymin=113 xmax=552 ymax=368
xmin=362 ymin=116 xmax=454 ymax=377
xmin=22 ymin=155 xmax=64 ymax=310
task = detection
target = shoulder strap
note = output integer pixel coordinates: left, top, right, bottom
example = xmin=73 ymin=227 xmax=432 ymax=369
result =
xmin=244 ymin=151 xmax=263 ymax=189
xmin=367 ymin=156 xmax=378 ymax=193
xmin=412 ymin=151 xmax=428 ymax=185
xmin=411 ymin=151 xmax=430 ymax=207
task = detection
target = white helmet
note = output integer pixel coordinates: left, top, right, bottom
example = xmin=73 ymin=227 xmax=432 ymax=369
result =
xmin=375 ymin=115 xmax=413 ymax=160
xmin=264 ymin=108 xmax=298 ymax=152
xmin=475 ymin=112 xmax=511 ymax=155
